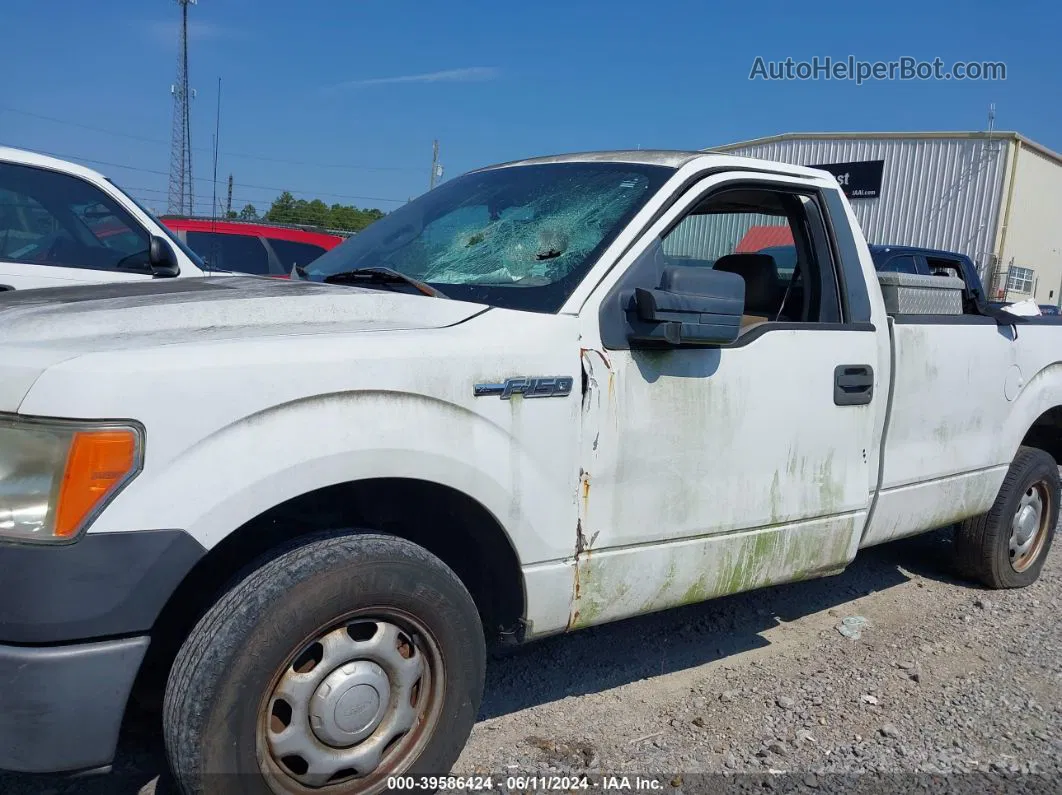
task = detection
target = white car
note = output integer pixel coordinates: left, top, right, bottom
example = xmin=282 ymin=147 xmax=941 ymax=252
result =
xmin=0 ymin=146 xmax=206 ymax=290
xmin=1 ymin=149 xmax=1061 ymax=792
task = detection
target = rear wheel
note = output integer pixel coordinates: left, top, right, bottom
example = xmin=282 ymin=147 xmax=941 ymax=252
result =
xmin=163 ymin=532 xmax=485 ymax=794
xmin=955 ymin=446 xmax=1059 ymax=589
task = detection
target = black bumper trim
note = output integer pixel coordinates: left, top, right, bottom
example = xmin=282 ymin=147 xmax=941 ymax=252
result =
xmin=0 ymin=636 xmax=149 ymax=773
xmin=0 ymin=529 xmax=206 ymax=644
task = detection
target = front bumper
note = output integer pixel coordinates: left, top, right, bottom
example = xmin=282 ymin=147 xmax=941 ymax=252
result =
xmin=0 ymin=529 xmax=206 ymax=644
xmin=0 ymin=528 xmax=206 ymax=773
xmin=0 ymin=636 xmax=149 ymax=773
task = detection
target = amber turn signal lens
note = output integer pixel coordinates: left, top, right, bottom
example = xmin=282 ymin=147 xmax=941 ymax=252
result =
xmin=54 ymin=430 xmax=138 ymax=538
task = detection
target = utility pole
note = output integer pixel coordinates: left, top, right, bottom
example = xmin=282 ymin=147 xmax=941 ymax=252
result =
xmin=226 ymin=174 xmax=233 ymax=217
xmin=210 ymin=77 xmax=221 ymax=221
xmin=429 ymin=139 xmax=443 ymax=190
xmin=167 ymin=0 xmax=197 ymax=216
xmin=985 ymin=102 xmax=1002 ymax=153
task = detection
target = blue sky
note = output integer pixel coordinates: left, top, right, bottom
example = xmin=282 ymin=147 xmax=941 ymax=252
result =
xmin=1 ymin=0 xmax=1056 ymax=216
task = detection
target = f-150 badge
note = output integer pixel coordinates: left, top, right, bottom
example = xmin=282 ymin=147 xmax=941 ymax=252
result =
xmin=473 ymin=376 xmax=574 ymax=399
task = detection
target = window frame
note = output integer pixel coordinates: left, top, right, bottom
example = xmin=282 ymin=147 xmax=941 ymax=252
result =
xmin=596 ymin=177 xmax=871 ymax=351
xmin=655 ymin=189 xmax=841 ymax=325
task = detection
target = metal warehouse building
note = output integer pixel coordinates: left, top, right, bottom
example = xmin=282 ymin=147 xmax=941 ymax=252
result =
xmin=705 ymin=132 xmax=1062 ymax=306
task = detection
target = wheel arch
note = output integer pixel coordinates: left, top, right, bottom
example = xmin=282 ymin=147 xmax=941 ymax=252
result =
xmin=1003 ymin=359 xmax=1062 ymax=466
xmin=1019 ymin=405 xmax=1062 ymax=466
xmin=133 ymin=476 xmax=527 ymax=709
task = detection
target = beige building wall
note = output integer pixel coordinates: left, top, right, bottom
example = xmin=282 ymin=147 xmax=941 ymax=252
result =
xmin=997 ymin=144 xmax=1062 ymax=306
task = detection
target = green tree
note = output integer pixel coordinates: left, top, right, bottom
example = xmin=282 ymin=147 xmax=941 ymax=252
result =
xmin=328 ymin=204 xmax=384 ymax=233
xmin=264 ymin=191 xmax=385 ymax=232
xmin=238 ymin=203 xmax=258 ymax=221
xmin=303 ymin=199 xmax=330 ymax=227
xmin=265 ymin=192 xmax=298 ymax=224
xmin=327 ymin=204 xmax=361 ymax=231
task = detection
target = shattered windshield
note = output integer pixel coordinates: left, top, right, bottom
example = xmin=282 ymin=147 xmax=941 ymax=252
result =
xmin=306 ymin=162 xmax=674 ymax=312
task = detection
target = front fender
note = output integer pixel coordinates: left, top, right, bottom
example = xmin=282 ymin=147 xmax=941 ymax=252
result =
xmin=90 ymin=390 xmax=575 ymax=565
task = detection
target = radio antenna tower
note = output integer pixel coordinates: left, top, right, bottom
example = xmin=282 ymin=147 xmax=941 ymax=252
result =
xmin=167 ymin=0 xmax=197 ymax=215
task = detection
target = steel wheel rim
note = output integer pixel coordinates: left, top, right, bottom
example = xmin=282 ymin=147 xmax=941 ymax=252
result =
xmin=1010 ymin=482 xmax=1050 ymax=572
xmin=257 ymin=608 xmax=446 ymax=793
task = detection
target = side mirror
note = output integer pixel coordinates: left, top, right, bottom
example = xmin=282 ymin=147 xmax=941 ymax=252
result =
xmin=627 ymin=266 xmax=745 ymax=347
xmin=148 ymin=236 xmax=180 ymax=278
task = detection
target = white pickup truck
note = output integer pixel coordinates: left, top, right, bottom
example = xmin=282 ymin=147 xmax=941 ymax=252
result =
xmin=1 ymin=150 xmax=1061 ymax=793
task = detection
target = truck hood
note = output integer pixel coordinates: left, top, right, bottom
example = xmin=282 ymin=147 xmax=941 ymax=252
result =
xmin=0 ymin=276 xmax=488 ymax=411
xmin=0 ymin=275 xmax=488 ymax=351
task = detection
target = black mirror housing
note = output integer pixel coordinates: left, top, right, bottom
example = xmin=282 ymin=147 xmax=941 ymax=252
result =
xmin=148 ymin=236 xmax=180 ymax=278
xmin=626 ymin=265 xmax=745 ymax=347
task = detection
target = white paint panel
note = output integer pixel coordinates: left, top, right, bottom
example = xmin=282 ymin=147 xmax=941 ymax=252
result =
xmin=21 ymin=309 xmax=585 ymax=565
xmin=567 ymin=513 xmax=863 ymax=630
xmin=522 ymin=513 xmax=863 ymax=636
xmin=878 ymin=322 xmax=1015 ymax=488
xmin=581 ymin=330 xmax=878 ymax=547
xmin=863 ymin=466 xmax=1007 ymax=548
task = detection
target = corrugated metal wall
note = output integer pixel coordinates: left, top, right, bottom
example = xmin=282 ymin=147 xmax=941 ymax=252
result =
xmin=663 ymin=212 xmax=783 ymax=261
xmin=709 ymin=136 xmax=1011 ymax=278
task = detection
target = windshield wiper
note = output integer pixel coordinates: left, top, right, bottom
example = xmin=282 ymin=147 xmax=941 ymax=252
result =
xmin=322 ymin=266 xmax=447 ymax=298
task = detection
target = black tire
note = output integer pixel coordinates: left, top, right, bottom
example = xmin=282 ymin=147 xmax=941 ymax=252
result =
xmin=954 ymin=446 xmax=1059 ymax=589
xmin=162 ymin=532 xmax=486 ymax=795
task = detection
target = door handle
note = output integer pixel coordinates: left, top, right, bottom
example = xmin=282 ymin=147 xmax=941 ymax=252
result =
xmin=834 ymin=364 xmax=874 ymax=406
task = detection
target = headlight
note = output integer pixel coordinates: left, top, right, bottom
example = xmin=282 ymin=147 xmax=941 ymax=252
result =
xmin=0 ymin=416 xmax=143 ymax=544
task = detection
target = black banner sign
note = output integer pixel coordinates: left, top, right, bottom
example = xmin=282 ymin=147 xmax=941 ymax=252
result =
xmin=807 ymin=159 xmax=885 ymax=199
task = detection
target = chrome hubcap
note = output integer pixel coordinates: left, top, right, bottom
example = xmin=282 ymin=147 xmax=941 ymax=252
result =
xmin=1010 ymin=484 xmax=1048 ymax=572
xmin=262 ymin=619 xmax=436 ymax=789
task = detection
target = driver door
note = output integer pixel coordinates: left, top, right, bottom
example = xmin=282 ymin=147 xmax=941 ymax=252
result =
xmin=568 ymin=173 xmax=883 ymax=628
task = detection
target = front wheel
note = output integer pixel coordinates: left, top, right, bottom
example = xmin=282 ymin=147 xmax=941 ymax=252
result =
xmin=955 ymin=446 xmax=1059 ymax=589
xmin=163 ymin=533 xmax=486 ymax=795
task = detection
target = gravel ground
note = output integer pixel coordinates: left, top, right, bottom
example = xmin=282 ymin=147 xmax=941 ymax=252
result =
xmin=4 ymin=525 xmax=1060 ymax=795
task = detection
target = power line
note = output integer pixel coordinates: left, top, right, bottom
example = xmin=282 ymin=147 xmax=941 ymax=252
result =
xmin=0 ymin=106 xmax=425 ymax=173
xmin=127 ymin=186 xmax=344 ymax=209
xmin=17 ymin=145 xmax=407 ymax=205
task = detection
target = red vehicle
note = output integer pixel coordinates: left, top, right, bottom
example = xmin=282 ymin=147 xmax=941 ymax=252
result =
xmin=160 ymin=217 xmax=347 ymax=277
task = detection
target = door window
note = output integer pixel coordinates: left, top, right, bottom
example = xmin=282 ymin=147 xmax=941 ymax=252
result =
xmin=185 ymin=231 xmax=273 ymax=275
xmin=924 ymin=256 xmax=962 ymax=278
xmin=267 ymin=238 xmax=329 ymax=270
xmin=0 ymin=162 xmax=150 ymax=272
xmin=660 ymin=187 xmax=841 ymax=327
